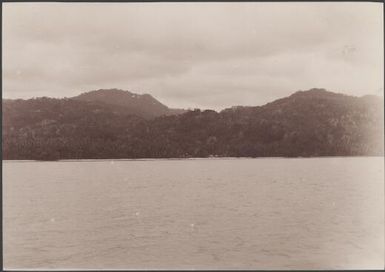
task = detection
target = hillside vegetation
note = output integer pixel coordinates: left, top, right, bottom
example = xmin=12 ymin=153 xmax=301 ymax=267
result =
xmin=3 ymin=88 xmax=383 ymax=160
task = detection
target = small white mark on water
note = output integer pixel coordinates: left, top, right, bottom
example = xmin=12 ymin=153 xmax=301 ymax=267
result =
xmin=135 ymin=211 xmax=140 ymax=216
xmin=50 ymin=218 xmax=55 ymax=223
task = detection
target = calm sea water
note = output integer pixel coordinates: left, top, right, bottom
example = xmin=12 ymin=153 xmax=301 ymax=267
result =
xmin=3 ymin=157 xmax=384 ymax=269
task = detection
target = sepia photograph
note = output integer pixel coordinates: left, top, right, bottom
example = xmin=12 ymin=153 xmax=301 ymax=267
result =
xmin=2 ymin=1 xmax=384 ymax=270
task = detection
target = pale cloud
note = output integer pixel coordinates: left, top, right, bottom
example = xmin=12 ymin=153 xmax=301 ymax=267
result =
xmin=3 ymin=2 xmax=383 ymax=110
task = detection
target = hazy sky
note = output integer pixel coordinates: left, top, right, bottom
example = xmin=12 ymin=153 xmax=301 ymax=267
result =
xmin=3 ymin=2 xmax=383 ymax=110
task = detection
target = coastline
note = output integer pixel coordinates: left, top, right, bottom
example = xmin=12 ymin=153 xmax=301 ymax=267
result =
xmin=2 ymin=155 xmax=384 ymax=163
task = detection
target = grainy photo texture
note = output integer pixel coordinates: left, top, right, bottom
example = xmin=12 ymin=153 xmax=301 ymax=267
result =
xmin=2 ymin=2 xmax=384 ymax=270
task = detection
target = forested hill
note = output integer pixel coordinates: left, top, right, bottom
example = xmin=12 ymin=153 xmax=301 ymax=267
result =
xmin=73 ymin=88 xmax=186 ymax=119
xmin=3 ymin=88 xmax=384 ymax=160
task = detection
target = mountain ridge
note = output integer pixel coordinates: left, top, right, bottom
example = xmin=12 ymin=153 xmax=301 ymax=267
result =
xmin=3 ymin=88 xmax=383 ymax=160
xmin=72 ymin=88 xmax=186 ymax=119
xmin=4 ymin=87 xmax=382 ymax=114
